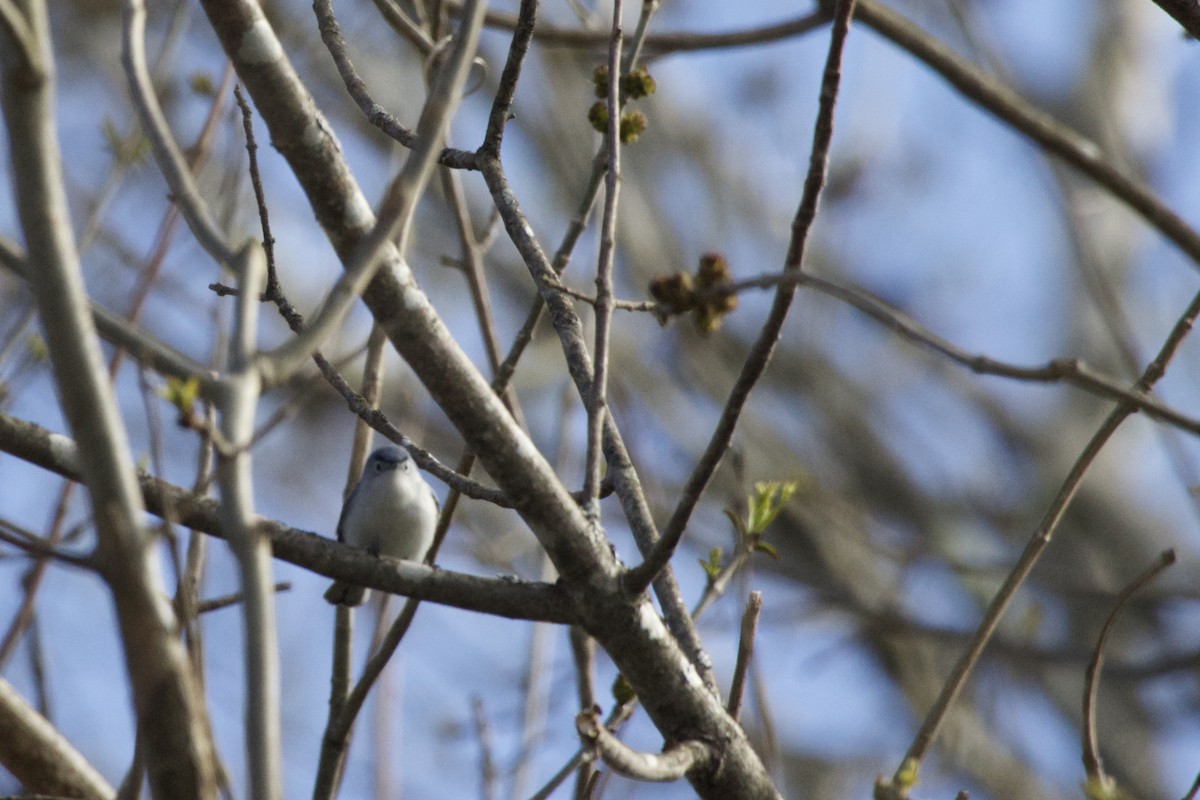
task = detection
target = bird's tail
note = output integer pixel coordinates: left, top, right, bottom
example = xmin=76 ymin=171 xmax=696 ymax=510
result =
xmin=324 ymin=580 xmax=367 ymax=607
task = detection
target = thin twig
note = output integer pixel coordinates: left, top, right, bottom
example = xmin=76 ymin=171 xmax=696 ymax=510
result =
xmin=855 ymin=0 xmax=1200 ymax=268
xmin=727 ymin=591 xmax=763 ymax=722
xmin=511 ymin=387 xmax=573 ymax=799
xmin=0 ymin=522 xmax=91 ymax=568
xmin=583 ymin=0 xmax=623 ymax=512
xmin=568 ymin=626 xmax=598 ymax=800
xmin=239 ymin=277 xmax=510 ymax=503
xmin=371 ymin=0 xmax=436 ymax=54
xmin=313 ymin=0 xmax=476 ymax=168
xmin=471 ymin=697 xmax=498 ymax=800
xmin=1184 ymin=768 xmax=1200 ymax=800
xmin=260 ymin=0 xmax=488 ymax=388
xmin=624 ymin=0 xmax=858 ymax=595
xmin=795 ymin=272 xmax=1200 ymax=437
xmin=438 ymin=156 xmax=525 ymax=424
xmin=478 ymin=0 xmax=537 ymax=157
xmin=559 ymin=266 xmax=1200 ymax=439
xmin=193 ymin=582 xmax=293 ymax=615
xmin=893 ymin=286 xmax=1200 ymax=783
xmin=233 ymin=85 xmax=278 ymax=292
xmin=1081 ymin=549 xmax=1176 ymax=794
xmin=465 ymin=5 xmax=827 ymax=54
xmin=120 ymin=0 xmax=237 ymax=267
xmin=0 ymin=1 xmax=36 ymax=68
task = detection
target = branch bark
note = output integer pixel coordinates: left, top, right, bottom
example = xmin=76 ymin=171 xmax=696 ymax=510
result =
xmin=0 ymin=410 xmax=575 ymax=624
xmin=0 ymin=3 xmax=216 ymax=796
xmin=0 ymin=676 xmax=116 ymax=800
xmin=195 ymin=0 xmax=779 ymax=794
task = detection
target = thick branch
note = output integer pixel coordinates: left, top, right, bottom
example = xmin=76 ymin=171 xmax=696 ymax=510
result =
xmin=854 ymin=0 xmax=1200 ymax=268
xmin=0 ymin=410 xmax=574 ymax=624
xmin=0 ymin=5 xmax=216 ymax=795
xmin=121 ymin=0 xmax=237 ymax=267
xmin=197 ymin=0 xmax=778 ymax=793
xmin=0 ymin=676 xmax=116 ymax=800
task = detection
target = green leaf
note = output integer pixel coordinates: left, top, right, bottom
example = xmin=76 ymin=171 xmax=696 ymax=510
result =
xmin=159 ymin=375 xmax=201 ymax=415
xmin=699 ymin=547 xmax=723 ymax=580
xmin=747 ymin=480 xmax=798 ymax=534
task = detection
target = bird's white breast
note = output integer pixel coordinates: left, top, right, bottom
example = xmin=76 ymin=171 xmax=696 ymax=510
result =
xmin=340 ymin=469 xmax=437 ymax=562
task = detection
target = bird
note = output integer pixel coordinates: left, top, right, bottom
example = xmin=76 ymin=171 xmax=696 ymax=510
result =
xmin=324 ymin=445 xmax=440 ymax=607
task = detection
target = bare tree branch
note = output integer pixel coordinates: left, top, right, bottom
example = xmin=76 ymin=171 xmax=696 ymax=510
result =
xmin=198 ymin=0 xmax=779 ymax=792
xmin=213 ymin=241 xmax=280 ymax=800
xmin=1081 ymin=549 xmax=1176 ymax=796
xmin=120 ymin=0 xmax=238 ymax=268
xmin=1145 ymin=0 xmax=1200 ymax=41
xmin=575 ymin=709 xmax=714 ymax=783
xmin=890 ymin=285 xmax=1200 ymax=787
xmin=313 ymin=0 xmax=477 ymax=168
xmin=0 ymin=676 xmax=116 ymax=800
xmin=854 ymin=0 xmax=1200 ymax=268
xmin=0 ymin=3 xmax=217 ymax=795
xmin=258 ymin=0 xmax=488 ymax=388
xmin=625 ymin=0 xmax=859 ymax=595
xmin=727 ymin=591 xmax=763 ymax=722
xmin=583 ymin=0 xmax=624 ymax=512
xmin=477 ymin=0 xmax=722 ymax=697
xmin=0 ymin=410 xmax=575 ymax=624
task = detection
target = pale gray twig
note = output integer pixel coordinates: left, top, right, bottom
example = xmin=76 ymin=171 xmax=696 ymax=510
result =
xmin=120 ymin=0 xmax=237 ymax=268
xmin=261 ymin=0 xmax=488 ymax=388
xmin=583 ymin=0 xmax=624 ymax=512
xmin=213 ymin=242 xmax=280 ymax=800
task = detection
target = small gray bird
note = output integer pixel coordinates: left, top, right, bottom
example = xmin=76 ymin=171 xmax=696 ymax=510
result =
xmin=324 ymin=445 xmax=440 ymax=607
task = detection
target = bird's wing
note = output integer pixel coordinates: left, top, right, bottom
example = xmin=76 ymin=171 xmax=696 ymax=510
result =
xmin=335 ymin=482 xmax=360 ymax=543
